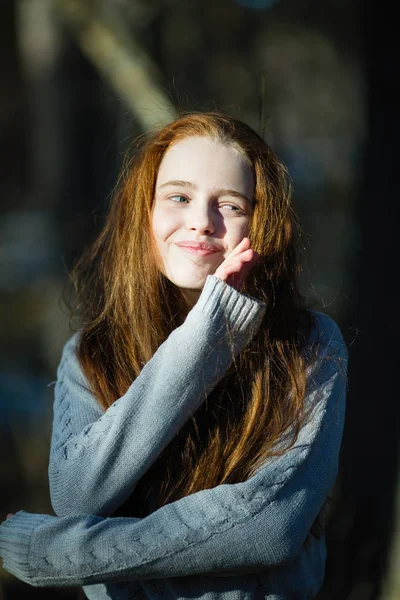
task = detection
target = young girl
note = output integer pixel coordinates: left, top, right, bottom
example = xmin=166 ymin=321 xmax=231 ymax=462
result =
xmin=0 ymin=112 xmax=347 ymax=599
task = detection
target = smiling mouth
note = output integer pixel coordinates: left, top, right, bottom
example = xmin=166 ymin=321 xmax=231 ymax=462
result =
xmin=175 ymin=241 xmax=221 ymax=256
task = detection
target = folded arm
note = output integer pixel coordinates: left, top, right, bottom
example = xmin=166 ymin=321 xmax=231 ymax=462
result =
xmin=49 ymin=276 xmax=266 ymax=517
xmin=0 ymin=326 xmax=347 ymax=587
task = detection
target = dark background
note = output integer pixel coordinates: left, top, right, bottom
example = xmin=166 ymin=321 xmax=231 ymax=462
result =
xmin=0 ymin=1 xmax=398 ymax=599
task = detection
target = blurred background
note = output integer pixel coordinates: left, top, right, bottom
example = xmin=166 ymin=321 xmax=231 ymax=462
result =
xmin=0 ymin=0 xmax=398 ymax=598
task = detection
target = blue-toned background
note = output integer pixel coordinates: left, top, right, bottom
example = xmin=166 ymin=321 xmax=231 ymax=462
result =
xmin=0 ymin=1 xmax=398 ymax=599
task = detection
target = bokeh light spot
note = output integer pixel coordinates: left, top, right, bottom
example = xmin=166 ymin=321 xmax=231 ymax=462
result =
xmin=233 ymin=0 xmax=281 ymax=10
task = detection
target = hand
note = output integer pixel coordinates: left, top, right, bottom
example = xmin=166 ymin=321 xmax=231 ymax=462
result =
xmin=6 ymin=513 xmax=14 ymax=519
xmin=214 ymin=237 xmax=260 ymax=291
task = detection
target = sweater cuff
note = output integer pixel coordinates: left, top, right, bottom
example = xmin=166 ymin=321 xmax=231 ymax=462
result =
xmin=0 ymin=511 xmax=47 ymax=584
xmin=193 ymin=275 xmax=266 ymax=343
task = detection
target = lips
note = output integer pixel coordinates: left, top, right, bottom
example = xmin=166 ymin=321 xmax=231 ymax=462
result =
xmin=175 ymin=241 xmax=221 ymax=256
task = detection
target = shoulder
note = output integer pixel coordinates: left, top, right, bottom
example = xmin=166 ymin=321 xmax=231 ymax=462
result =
xmin=60 ymin=330 xmax=82 ymax=362
xmin=57 ymin=330 xmax=86 ymax=385
xmin=308 ymin=310 xmax=347 ymax=358
xmin=304 ymin=310 xmax=348 ymax=397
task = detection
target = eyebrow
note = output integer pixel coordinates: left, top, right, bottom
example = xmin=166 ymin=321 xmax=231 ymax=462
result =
xmin=158 ymin=180 xmax=253 ymax=204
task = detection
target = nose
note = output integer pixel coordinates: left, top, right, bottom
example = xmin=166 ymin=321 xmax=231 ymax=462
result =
xmin=187 ymin=204 xmax=215 ymax=235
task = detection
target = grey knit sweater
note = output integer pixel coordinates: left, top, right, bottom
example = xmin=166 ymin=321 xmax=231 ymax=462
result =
xmin=0 ymin=275 xmax=347 ymax=599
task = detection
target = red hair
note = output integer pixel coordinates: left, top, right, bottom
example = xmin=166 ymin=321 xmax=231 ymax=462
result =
xmin=69 ymin=111 xmax=313 ymax=514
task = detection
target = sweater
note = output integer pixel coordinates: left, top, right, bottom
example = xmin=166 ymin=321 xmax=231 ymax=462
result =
xmin=0 ymin=275 xmax=348 ymax=599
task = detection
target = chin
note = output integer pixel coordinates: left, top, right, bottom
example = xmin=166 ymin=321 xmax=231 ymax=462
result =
xmin=167 ymin=271 xmax=211 ymax=291
xmin=173 ymin=279 xmax=207 ymax=291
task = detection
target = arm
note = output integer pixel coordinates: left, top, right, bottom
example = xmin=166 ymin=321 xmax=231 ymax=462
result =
xmin=0 ymin=315 xmax=347 ymax=587
xmin=48 ymin=275 xmax=266 ymax=517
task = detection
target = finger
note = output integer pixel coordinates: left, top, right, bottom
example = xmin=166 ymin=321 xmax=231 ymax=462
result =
xmin=223 ymin=251 xmax=261 ymax=289
xmin=238 ymin=248 xmax=256 ymax=263
xmin=214 ymin=247 xmax=260 ymax=284
xmin=214 ymin=239 xmax=254 ymax=273
xmin=215 ymin=250 xmax=255 ymax=281
xmin=226 ymin=237 xmax=251 ymax=258
xmin=225 ymin=249 xmax=255 ymax=271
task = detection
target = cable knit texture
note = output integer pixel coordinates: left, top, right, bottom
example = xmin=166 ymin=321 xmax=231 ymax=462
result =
xmin=0 ymin=275 xmax=348 ymax=600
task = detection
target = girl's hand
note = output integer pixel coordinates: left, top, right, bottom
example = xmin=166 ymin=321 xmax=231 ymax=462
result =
xmin=214 ymin=237 xmax=260 ymax=291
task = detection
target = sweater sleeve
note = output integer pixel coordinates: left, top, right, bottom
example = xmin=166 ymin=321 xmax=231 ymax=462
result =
xmin=48 ymin=276 xmax=266 ymax=517
xmin=0 ymin=317 xmax=347 ymax=587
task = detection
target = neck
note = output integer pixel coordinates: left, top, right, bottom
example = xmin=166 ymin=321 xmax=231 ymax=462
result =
xmin=179 ymin=287 xmax=201 ymax=315
xmin=163 ymin=278 xmax=202 ymax=323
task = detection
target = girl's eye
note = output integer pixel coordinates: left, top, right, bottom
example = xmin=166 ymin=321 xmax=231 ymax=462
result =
xmin=170 ymin=195 xmax=189 ymax=204
xmin=220 ymin=203 xmax=245 ymax=214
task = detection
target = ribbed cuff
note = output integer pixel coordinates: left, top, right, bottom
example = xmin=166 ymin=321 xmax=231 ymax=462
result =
xmin=193 ymin=275 xmax=266 ymax=342
xmin=0 ymin=511 xmax=48 ymax=585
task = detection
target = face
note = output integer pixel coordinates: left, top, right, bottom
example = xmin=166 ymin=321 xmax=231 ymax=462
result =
xmin=152 ymin=136 xmax=255 ymax=293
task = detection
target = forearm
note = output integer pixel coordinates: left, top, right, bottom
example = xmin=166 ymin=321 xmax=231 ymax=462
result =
xmin=0 ymin=445 xmax=336 ymax=588
xmin=0 ymin=355 xmax=347 ymax=587
xmin=49 ymin=276 xmax=266 ymax=517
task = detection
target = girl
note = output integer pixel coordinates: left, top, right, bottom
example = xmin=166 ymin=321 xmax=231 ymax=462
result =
xmin=0 ymin=111 xmax=347 ymax=599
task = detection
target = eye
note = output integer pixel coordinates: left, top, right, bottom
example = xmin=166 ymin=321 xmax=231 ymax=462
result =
xmin=219 ymin=203 xmax=246 ymax=215
xmin=170 ymin=195 xmax=189 ymax=204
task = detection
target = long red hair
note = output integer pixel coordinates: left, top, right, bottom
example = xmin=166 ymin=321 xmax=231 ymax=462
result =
xmin=69 ymin=111 xmax=314 ymax=515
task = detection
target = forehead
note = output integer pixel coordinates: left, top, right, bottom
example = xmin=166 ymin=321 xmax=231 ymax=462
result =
xmin=155 ymin=136 xmax=254 ymax=196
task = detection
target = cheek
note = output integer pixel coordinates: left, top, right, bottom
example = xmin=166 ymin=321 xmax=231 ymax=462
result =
xmin=152 ymin=202 xmax=182 ymax=246
xmin=225 ymin=219 xmax=251 ymax=248
xmin=150 ymin=212 xmax=169 ymax=274
xmin=151 ymin=207 xmax=169 ymax=246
